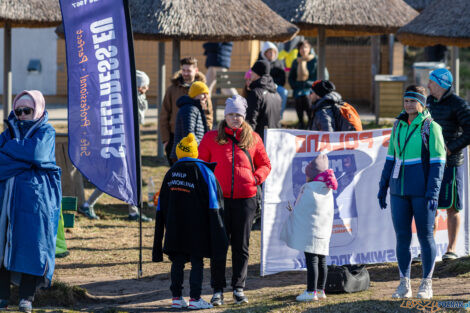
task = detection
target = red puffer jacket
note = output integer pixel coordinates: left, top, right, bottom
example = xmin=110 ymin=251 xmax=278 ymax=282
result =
xmin=198 ymin=127 xmax=271 ymax=199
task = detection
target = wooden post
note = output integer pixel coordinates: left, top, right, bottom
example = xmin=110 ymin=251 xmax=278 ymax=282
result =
xmin=3 ymin=23 xmax=12 ymax=128
xmin=157 ymin=41 xmax=165 ymax=158
xmin=388 ymin=35 xmax=394 ymax=74
xmin=172 ymin=39 xmax=181 ymax=75
xmin=371 ymin=36 xmax=381 ymax=121
xmin=317 ymin=28 xmax=326 ymax=80
xmin=451 ymin=46 xmax=460 ymax=96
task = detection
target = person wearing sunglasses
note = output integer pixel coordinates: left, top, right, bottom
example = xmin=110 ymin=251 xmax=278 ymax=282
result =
xmin=0 ymin=90 xmax=62 ymax=313
xmin=427 ymin=68 xmax=470 ymax=262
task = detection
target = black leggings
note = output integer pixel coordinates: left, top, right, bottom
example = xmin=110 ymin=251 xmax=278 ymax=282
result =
xmin=304 ymin=252 xmax=327 ymax=292
xmin=0 ymin=266 xmax=38 ymax=302
xmin=169 ymin=253 xmax=204 ymax=299
xmin=295 ymin=95 xmax=311 ymax=129
xmin=211 ymin=197 xmax=257 ymax=291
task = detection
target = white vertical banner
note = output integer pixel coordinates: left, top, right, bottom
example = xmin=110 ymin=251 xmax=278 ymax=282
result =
xmin=261 ymin=128 xmax=469 ymax=276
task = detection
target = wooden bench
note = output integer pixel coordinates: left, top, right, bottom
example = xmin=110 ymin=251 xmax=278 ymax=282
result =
xmin=211 ymin=71 xmax=246 ymax=125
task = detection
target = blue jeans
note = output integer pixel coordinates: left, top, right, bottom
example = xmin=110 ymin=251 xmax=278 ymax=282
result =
xmin=390 ymin=195 xmax=437 ymax=279
xmin=277 ymin=85 xmax=288 ymax=119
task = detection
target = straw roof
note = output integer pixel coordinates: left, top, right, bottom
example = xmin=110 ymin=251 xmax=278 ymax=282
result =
xmin=128 ymin=0 xmax=298 ymax=41
xmin=397 ymin=0 xmax=470 ymax=47
xmin=404 ymin=0 xmax=434 ymax=11
xmin=262 ymin=0 xmax=418 ymax=37
xmin=0 ymin=0 xmax=61 ymax=27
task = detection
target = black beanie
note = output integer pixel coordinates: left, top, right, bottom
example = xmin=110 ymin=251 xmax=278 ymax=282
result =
xmin=251 ymin=60 xmax=270 ymax=76
xmin=312 ymin=80 xmax=335 ymax=97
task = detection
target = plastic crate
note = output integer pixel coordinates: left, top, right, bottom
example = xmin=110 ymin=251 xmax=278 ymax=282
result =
xmin=62 ymin=197 xmax=77 ymax=211
xmin=63 ymin=213 xmax=75 ymax=228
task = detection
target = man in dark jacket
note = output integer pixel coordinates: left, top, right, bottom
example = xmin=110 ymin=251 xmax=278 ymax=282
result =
xmin=309 ymin=80 xmax=354 ymax=132
xmin=245 ymin=60 xmax=281 ymax=142
xmin=170 ymin=82 xmax=210 ymax=162
xmin=427 ymin=68 xmax=470 ymax=261
xmin=203 ymin=42 xmax=237 ymax=97
xmin=258 ymin=42 xmax=287 ymax=118
xmin=153 ymin=133 xmax=228 ymax=309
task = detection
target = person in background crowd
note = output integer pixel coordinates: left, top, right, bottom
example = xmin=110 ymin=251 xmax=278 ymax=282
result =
xmin=258 ymin=41 xmax=288 ymax=119
xmin=170 ymin=82 xmax=210 ymax=163
xmin=0 ymin=90 xmax=62 ymax=313
xmin=203 ymin=42 xmax=238 ymax=97
xmin=281 ymin=153 xmax=338 ymax=302
xmin=79 ymin=70 xmax=154 ymax=222
xmin=245 ymin=60 xmax=281 ymax=142
xmin=426 ymin=68 xmax=470 ymax=261
xmin=159 ymin=57 xmax=213 ymax=166
xmin=378 ymin=85 xmax=446 ymax=299
xmin=153 ymin=133 xmax=228 ymax=310
xmin=309 ymin=80 xmax=344 ymax=131
xmin=288 ymin=40 xmax=329 ymax=129
xmin=136 ymin=70 xmax=150 ymax=124
xmin=198 ymin=95 xmax=271 ymax=306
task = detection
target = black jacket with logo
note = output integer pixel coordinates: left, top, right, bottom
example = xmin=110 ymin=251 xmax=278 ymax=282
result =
xmin=152 ymin=158 xmax=228 ymax=262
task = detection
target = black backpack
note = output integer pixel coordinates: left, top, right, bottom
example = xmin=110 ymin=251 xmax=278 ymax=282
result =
xmin=325 ymin=264 xmax=370 ymax=293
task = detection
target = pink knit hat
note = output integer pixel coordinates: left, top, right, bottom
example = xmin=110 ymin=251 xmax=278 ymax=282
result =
xmin=13 ymin=90 xmax=45 ymax=120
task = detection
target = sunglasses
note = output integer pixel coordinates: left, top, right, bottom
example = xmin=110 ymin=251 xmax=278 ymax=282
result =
xmin=15 ymin=107 xmax=34 ymax=116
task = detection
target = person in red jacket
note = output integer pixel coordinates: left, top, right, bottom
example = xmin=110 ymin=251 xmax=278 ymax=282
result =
xmin=198 ymin=95 xmax=271 ymax=306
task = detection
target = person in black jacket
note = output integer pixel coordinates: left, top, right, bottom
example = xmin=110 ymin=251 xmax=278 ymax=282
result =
xmin=245 ymin=60 xmax=281 ymax=142
xmin=153 ymin=133 xmax=228 ymax=310
xmin=427 ymin=68 xmax=470 ymax=261
xmin=170 ymin=82 xmax=210 ymax=162
xmin=309 ymin=80 xmax=355 ymax=132
xmin=258 ymin=42 xmax=287 ymax=119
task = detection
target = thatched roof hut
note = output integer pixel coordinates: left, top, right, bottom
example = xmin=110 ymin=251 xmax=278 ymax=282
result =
xmin=129 ymin=0 xmax=298 ymax=41
xmin=56 ymin=0 xmax=298 ymax=41
xmin=261 ymin=0 xmax=418 ymax=37
xmin=404 ymin=0 xmax=434 ymax=11
xmin=0 ymin=0 xmax=62 ymax=27
xmin=397 ymin=0 xmax=470 ymax=47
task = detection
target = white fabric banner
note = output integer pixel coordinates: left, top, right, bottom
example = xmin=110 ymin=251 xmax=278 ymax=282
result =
xmin=261 ymin=128 xmax=469 ymax=276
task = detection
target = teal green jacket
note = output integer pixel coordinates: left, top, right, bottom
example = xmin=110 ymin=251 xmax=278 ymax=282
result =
xmin=379 ymin=110 xmax=446 ymax=199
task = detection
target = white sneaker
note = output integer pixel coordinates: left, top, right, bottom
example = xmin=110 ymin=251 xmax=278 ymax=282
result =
xmin=416 ymin=278 xmax=433 ymax=299
xmin=171 ymin=297 xmax=188 ymax=308
xmin=392 ymin=277 xmax=412 ymax=299
xmin=316 ymin=289 xmax=327 ymax=300
xmin=296 ymin=290 xmax=318 ymax=302
xmin=188 ymin=298 xmax=213 ymax=310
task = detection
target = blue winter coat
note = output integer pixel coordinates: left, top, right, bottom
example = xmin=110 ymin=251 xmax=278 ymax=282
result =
xmin=203 ymin=42 xmax=233 ymax=69
xmin=0 ymin=111 xmax=61 ymax=287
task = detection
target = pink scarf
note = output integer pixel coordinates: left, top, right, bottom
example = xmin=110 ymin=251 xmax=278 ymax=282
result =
xmin=313 ymin=169 xmax=338 ymax=190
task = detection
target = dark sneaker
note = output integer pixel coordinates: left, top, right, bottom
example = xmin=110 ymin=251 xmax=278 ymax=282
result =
xmin=127 ymin=213 xmax=152 ymax=222
xmin=211 ymin=291 xmax=224 ymax=306
xmin=0 ymin=299 xmax=8 ymax=310
xmin=56 ymin=251 xmax=70 ymax=258
xmin=233 ymin=288 xmax=248 ymax=304
xmin=18 ymin=299 xmax=32 ymax=313
xmin=78 ymin=205 xmax=100 ymax=220
xmin=442 ymin=251 xmax=458 ymax=261
xmin=412 ymin=254 xmax=422 ymax=263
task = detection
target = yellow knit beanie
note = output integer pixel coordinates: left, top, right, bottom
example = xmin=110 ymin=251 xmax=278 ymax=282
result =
xmin=188 ymin=81 xmax=209 ymax=98
xmin=176 ymin=133 xmax=199 ymax=159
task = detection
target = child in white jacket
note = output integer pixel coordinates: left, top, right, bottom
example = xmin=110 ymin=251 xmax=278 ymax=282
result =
xmin=281 ymin=154 xmax=338 ymax=301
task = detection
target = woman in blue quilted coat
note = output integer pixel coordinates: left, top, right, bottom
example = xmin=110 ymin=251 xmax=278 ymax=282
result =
xmin=0 ymin=90 xmax=61 ymax=313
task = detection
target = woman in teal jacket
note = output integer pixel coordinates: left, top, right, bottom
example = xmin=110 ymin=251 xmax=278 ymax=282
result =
xmin=0 ymin=90 xmax=61 ymax=312
xmin=378 ymin=85 xmax=446 ymax=300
